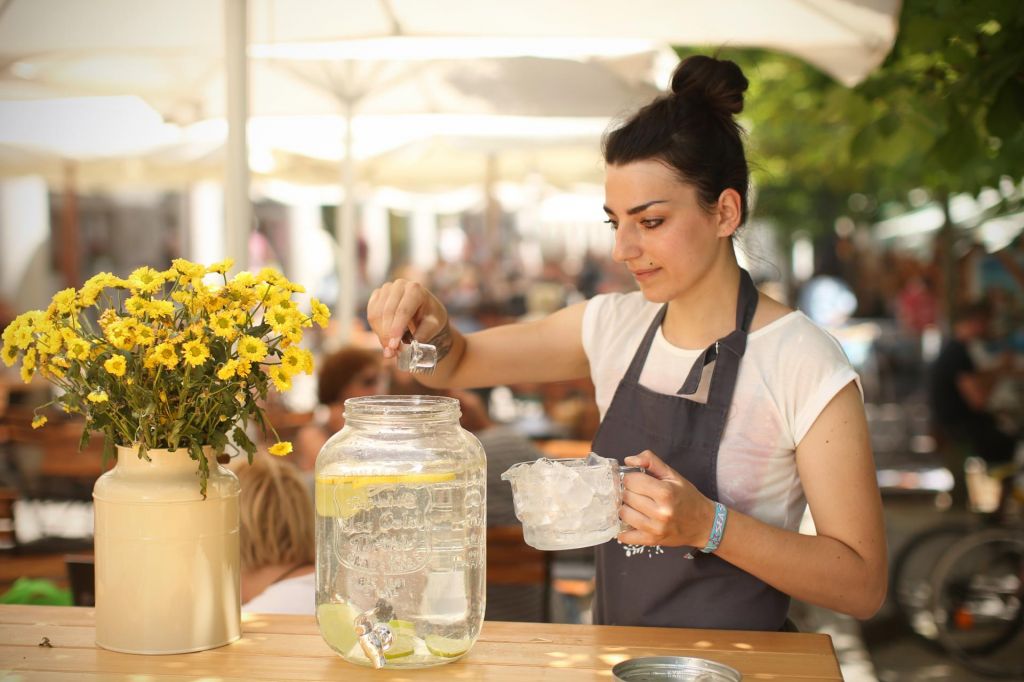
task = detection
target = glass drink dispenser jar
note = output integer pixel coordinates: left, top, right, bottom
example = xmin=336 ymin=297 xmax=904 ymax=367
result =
xmin=314 ymin=395 xmax=486 ymax=668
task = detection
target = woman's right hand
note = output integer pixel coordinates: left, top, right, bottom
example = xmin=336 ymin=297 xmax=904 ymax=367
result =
xmin=366 ymin=279 xmax=449 ymax=359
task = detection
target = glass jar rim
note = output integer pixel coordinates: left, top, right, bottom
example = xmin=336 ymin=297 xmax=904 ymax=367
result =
xmin=343 ymin=394 xmax=461 ymax=421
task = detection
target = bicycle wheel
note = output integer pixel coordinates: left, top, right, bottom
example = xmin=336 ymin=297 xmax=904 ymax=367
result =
xmin=891 ymin=522 xmax=971 ymax=643
xmin=930 ymin=527 xmax=1024 ymax=678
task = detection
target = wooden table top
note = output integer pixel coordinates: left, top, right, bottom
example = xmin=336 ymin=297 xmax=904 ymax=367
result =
xmin=0 ymin=605 xmax=842 ymax=680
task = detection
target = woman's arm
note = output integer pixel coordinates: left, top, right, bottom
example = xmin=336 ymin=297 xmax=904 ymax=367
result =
xmin=366 ymin=279 xmax=591 ymax=389
xmin=619 ymin=382 xmax=887 ymax=619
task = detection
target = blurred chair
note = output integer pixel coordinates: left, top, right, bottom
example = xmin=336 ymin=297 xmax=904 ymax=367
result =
xmin=486 ymin=525 xmax=551 ymax=622
xmin=65 ymin=554 xmax=95 ymax=607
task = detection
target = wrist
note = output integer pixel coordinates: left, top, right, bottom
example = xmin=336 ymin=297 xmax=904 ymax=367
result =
xmin=700 ymin=501 xmax=728 ymax=554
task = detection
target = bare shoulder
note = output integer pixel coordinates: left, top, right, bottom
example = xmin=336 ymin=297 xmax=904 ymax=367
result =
xmin=750 ymin=291 xmax=794 ymax=332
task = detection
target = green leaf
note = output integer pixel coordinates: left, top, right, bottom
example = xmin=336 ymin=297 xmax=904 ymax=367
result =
xmin=78 ymin=427 xmax=91 ymax=452
xmin=190 ymin=442 xmax=209 ymax=499
xmin=231 ymin=426 xmax=256 ymax=459
xmin=986 ymin=79 xmax=1024 ymax=139
xmin=102 ymin=432 xmax=116 ymax=470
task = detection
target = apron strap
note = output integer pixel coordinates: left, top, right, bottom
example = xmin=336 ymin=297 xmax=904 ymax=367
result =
xmin=622 ymin=304 xmax=668 ymax=383
xmin=677 ymin=269 xmax=759 ymax=397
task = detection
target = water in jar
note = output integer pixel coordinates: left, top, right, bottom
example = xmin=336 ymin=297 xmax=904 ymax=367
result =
xmin=315 ymin=463 xmax=485 ymax=667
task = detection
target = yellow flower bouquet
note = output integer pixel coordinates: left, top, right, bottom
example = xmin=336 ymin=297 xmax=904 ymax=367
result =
xmin=1 ymin=258 xmax=330 ymax=495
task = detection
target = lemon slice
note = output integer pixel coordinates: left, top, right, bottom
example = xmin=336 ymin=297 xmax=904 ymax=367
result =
xmin=425 ymin=634 xmax=472 ymax=658
xmin=383 ymin=632 xmax=417 ymax=659
xmin=316 ymin=471 xmax=456 ymax=518
xmin=316 ymin=602 xmax=359 ymax=655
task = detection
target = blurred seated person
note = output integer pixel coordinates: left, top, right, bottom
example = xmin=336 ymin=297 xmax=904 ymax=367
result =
xmin=450 ymin=387 xmax=544 ymax=528
xmin=236 ymin=454 xmax=315 ymax=614
xmin=295 ymin=346 xmax=384 ymax=471
xmin=928 ymin=300 xmax=1020 ymax=507
xmin=411 ymin=385 xmax=550 ymax=621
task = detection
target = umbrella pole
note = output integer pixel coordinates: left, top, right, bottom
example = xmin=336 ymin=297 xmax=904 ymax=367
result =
xmin=224 ymin=0 xmax=250 ymax=272
xmin=335 ymin=101 xmax=357 ymax=345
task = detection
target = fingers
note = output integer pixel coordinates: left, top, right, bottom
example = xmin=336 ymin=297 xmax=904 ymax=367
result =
xmin=366 ymin=280 xmax=446 ymax=357
xmin=624 ymin=449 xmax=676 ymax=481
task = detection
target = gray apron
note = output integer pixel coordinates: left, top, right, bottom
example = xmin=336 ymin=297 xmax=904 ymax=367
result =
xmin=591 ymin=268 xmax=790 ymax=630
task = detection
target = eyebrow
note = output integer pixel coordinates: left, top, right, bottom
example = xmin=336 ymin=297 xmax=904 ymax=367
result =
xmin=602 ymin=199 xmax=669 ymax=216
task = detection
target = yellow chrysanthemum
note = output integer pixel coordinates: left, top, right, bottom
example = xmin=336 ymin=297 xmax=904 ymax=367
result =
xmin=47 ymin=288 xmax=79 ymax=317
xmin=207 ymin=258 xmax=234 ymax=275
xmin=124 ymin=296 xmax=148 ymax=317
xmin=104 ymin=320 xmax=136 ymax=351
xmin=216 ymin=360 xmax=239 ymax=380
xmin=134 ymin=325 xmax=156 ymax=347
xmin=146 ymin=342 xmax=179 ymax=370
xmin=172 ymin=258 xmax=206 ymax=281
xmin=257 ymin=267 xmax=285 ymax=286
xmin=127 ymin=266 xmax=166 ymax=294
xmin=230 ymin=271 xmax=257 ymax=288
xmin=310 ymin=298 xmax=330 ymax=328
xmin=1 ymin=344 xmax=18 ymax=367
xmin=281 ymin=347 xmax=313 ymax=377
xmin=237 ymin=335 xmax=267 ymax=362
xmin=181 ymin=339 xmax=211 ymax=368
xmin=31 ymin=415 xmax=47 ymax=429
xmin=87 ymin=390 xmax=109 ymax=403
xmin=265 ymin=306 xmax=301 ymax=335
xmin=103 ymin=355 xmax=127 ymax=377
xmin=268 ymin=441 xmax=293 ymax=457
xmin=268 ymin=365 xmax=292 ymax=391
xmin=65 ymin=336 xmax=91 ymax=362
xmin=209 ymin=311 xmax=240 ymax=340
xmin=79 ymin=272 xmax=118 ymax=306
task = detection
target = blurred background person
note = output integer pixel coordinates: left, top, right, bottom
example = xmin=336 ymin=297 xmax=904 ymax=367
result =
xmin=295 ymin=346 xmax=384 ymax=472
xmin=928 ymin=299 xmax=1021 ymax=509
xmin=236 ymin=454 xmax=315 ymax=615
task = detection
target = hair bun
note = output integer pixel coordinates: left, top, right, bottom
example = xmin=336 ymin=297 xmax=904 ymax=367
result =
xmin=670 ymin=55 xmax=748 ymax=116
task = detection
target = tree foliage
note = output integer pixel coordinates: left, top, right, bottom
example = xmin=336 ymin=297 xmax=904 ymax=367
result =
xmin=678 ymin=0 xmax=1024 ymax=237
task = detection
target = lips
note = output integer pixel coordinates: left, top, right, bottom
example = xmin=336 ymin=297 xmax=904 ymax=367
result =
xmin=631 ymin=267 xmax=659 ymax=279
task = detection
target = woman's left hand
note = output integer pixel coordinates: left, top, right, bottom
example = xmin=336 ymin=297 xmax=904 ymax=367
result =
xmin=617 ymin=449 xmax=716 ymax=547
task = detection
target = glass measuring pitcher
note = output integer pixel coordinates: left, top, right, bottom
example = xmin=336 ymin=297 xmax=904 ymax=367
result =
xmin=314 ymin=395 xmax=486 ymax=669
xmin=501 ymin=453 xmax=643 ymax=550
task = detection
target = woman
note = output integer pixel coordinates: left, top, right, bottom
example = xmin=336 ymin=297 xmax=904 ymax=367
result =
xmin=295 ymin=346 xmax=383 ymax=471
xmin=367 ymin=55 xmax=886 ymax=630
xmin=237 ymin=454 xmax=316 ymax=615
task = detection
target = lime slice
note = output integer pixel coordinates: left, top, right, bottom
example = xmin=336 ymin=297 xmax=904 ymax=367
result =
xmin=316 ymin=471 xmax=457 ymax=518
xmin=316 ymin=602 xmax=359 ymax=655
xmin=388 ymin=618 xmax=416 ymax=635
xmin=383 ymin=632 xmax=417 ymax=659
xmin=425 ymin=634 xmax=472 ymax=658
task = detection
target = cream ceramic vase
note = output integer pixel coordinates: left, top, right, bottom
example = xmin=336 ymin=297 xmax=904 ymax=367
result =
xmin=93 ymin=445 xmax=241 ymax=654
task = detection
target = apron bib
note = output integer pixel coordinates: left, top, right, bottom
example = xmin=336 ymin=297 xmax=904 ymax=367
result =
xmin=591 ymin=268 xmax=790 ymax=629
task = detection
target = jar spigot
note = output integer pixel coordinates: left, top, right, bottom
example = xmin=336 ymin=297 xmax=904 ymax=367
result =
xmin=354 ymin=600 xmax=394 ymax=669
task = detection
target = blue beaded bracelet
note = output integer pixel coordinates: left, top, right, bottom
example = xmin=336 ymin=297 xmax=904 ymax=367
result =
xmin=700 ymin=502 xmax=728 ymax=554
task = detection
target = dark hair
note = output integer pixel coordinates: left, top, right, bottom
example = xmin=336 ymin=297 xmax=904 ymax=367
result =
xmin=958 ymin=299 xmax=992 ymax=322
xmin=316 ymin=346 xmax=380 ymax=405
xmin=603 ymin=54 xmax=750 ymax=226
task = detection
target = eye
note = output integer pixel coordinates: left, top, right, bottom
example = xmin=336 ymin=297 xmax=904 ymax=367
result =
xmin=603 ymin=218 xmax=618 ymax=231
xmin=640 ymin=218 xmax=664 ymax=229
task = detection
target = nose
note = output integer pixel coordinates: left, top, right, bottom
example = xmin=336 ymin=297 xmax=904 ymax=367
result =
xmin=611 ymin=223 xmax=641 ymax=264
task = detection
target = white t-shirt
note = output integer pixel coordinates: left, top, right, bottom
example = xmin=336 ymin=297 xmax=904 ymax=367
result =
xmin=242 ymin=571 xmax=315 ymax=616
xmin=582 ymin=291 xmax=861 ymax=532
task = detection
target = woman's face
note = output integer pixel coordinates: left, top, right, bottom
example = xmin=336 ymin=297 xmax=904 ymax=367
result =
xmin=604 ymin=160 xmax=729 ymax=303
xmin=342 ymin=364 xmax=383 ymax=401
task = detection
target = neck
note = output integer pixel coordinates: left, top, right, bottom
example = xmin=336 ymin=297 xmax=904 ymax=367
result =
xmin=662 ymin=255 xmax=743 ymax=350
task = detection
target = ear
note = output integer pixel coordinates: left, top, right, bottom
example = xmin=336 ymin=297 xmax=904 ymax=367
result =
xmin=715 ymin=189 xmax=742 ymax=237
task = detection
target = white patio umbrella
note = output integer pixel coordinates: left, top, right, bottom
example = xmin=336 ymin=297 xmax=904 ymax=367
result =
xmin=0 ymin=0 xmax=902 ymax=337
xmin=0 ymin=0 xmax=900 ymax=88
xmin=0 ymin=48 xmax=666 ymax=338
